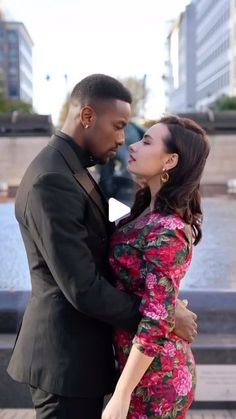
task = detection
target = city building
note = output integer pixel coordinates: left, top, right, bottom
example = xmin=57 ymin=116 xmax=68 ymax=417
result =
xmin=195 ymin=0 xmax=233 ymax=110
xmin=164 ymin=2 xmax=196 ymax=113
xmin=0 ymin=13 xmax=33 ymax=104
xmin=164 ymin=0 xmax=236 ymax=112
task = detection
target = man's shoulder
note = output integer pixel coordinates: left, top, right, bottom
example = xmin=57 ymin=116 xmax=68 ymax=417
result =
xmin=31 ymin=172 xmax=77 ymax=193
xmin=15 ymin=144 xmax=79 ymax=218
xmin=19 ymin=142 xmax=71 ymax=187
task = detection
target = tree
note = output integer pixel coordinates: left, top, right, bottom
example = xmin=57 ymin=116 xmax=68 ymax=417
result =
xmin=213 ymin=96 xmax=236 ymax=111
xmin=119 ymin=75 xmax=148 ymax=117
xmin=58 ymin=75 xmax=149 ymax=125
xmin=58 ymin=95 xmax=69 ymax=127
xmin=0 ymin=92 xmax=32 ymax=112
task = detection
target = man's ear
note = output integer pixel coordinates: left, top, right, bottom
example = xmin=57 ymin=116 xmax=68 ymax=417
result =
xmin=80 ymin=106 xmax=96 ymax=128
xmin=165 ymin=153 xmax=179 ymax=171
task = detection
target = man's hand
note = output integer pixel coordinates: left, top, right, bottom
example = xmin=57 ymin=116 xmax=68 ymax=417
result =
xmin=174 ymin=299 xmax=198 ymax=342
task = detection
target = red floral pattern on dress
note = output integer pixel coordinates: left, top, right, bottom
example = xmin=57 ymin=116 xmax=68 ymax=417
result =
xmin=109 ymin=211 xmax=196 ymax=418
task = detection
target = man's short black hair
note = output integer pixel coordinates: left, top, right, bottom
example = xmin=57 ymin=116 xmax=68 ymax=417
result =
xmin=70 ymin=74 xmax=132 ymax=104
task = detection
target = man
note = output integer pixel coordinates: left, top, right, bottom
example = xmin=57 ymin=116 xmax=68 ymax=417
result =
xmin=7 ymin=74 xmax=197 ymax=419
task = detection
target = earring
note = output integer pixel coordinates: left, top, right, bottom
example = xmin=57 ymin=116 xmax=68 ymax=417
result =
xmin=160 ymin=169 xmax=169 ymax=184
xmin=84 ymin=124 xmax=89 ymax=129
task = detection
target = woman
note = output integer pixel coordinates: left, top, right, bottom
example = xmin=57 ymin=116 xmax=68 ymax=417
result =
xmin=102 ymin=116 xmax=210 ymax=419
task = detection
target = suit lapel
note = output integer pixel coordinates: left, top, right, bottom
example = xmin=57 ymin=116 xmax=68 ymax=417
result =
xmin=73 ymin=171 xmax=108 ymax=221
xmin=48 ymin=135 xmax=108 ymax=223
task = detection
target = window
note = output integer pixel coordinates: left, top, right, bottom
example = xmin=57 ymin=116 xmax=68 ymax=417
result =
xmin=8 ymin=47 xmax=18 ymax=62
xmin=8 ymin=47 xmax=18 ymax=57
xmin=8 ymin=67 xmax=18 ymax=75
xmin=8 ymin=74 xmax=18 ymax=83
xmin=7 ymin=30 xmax=18 ymax=43
xmin=8 ymin=83 xmax=18 ymax=97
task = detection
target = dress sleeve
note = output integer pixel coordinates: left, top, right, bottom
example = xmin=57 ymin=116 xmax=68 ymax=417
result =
xmin=133 ymin=221 xmax=190 ymax=357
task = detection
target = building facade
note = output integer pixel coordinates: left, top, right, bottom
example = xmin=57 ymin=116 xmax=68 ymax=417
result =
xmin=165 ymin=0 xmax=236 ymax=112
xmin=0 ymin=18 xmax=33 ymax=104
xmin=195 ymin=0 xmax=233 ymax=110
xmin=164 ymin=2 xmax=196 ymax=112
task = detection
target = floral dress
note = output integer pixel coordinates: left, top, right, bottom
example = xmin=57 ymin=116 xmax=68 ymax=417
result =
xmin=109 ymin=211 xmax=196 ymax=419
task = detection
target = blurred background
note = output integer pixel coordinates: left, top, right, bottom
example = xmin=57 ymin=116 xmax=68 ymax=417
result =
xmin=1 ymin=0 xmax=236 ymax=292
xmin=0 ymin=0 xmax=236 ymax=416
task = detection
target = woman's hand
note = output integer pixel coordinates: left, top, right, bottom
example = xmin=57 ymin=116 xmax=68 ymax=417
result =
xmin=101 ymin=390 xmax=131 ymax=419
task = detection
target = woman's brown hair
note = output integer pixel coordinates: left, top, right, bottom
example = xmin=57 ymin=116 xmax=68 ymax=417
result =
xmin=131 ymin=115 xmax=210 ymax=245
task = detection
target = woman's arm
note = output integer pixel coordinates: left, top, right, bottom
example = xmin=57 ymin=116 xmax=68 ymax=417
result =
xmin=102 ymin=345 xmax=153 ymax=419
xmin=115 ymin=345 xmax=153 ymax=395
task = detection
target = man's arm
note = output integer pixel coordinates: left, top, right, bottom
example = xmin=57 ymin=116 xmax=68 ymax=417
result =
xmin=26 ymin=172 xmax=141 ymax=331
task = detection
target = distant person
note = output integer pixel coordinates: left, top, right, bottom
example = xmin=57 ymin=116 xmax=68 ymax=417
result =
xmin=103 ymin=116 xmax=210 ymax=419
xmin=7 ymin=75 xmax=197 ymax=419
xmin=98 ymin=121 xmax=145 ymax=203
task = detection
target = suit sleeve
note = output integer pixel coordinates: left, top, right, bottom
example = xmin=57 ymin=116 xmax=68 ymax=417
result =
xmin=26 ymin=172 xmax=141 ymax=331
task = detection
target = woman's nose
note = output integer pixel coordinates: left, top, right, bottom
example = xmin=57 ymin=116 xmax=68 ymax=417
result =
xmin=129 ymin=140 xmax=140 ymax=153
xmin=129 ymin=143 xmax=134 ymax=153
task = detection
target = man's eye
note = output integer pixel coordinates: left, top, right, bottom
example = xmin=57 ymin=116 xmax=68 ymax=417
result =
xmin=143 ymin=141 xmax=150 ymax=145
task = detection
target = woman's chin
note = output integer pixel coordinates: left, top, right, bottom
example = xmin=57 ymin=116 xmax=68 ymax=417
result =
xmin=127 ymin=163 xmax=137 ymax=175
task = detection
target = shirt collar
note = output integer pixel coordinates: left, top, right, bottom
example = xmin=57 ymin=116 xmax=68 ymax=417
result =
xmin=56 ymin=130 xmax=98 ymax=168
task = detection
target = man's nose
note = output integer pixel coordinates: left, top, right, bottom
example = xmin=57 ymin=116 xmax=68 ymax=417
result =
xmin=116 ymin=133 xmax=125 ymax=146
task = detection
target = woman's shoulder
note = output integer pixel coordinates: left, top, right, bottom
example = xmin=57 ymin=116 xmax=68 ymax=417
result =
xmin=143 ymin=211 xmax=192 ymax=243
xmin=116 ymin=210 xmax=191 ymax=239
xmin=143 ymin=211 xmax=186 ymax=230
xmin=155 ymin=212 xmax=186 ymax=230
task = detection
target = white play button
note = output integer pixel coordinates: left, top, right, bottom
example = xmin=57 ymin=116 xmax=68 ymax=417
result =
xmin=108 ymin=198 xmax=130 ymax=222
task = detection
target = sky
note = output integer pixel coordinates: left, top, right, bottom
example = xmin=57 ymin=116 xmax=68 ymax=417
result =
xmin=2 ymin=0 xmax=190 ymax=124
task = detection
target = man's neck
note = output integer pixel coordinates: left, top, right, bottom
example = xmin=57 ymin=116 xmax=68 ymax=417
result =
xmin=61 ymin=124 xmax=85 ymax=150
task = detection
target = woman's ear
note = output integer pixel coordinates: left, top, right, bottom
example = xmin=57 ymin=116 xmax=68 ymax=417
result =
xmin=165 ymin=153 xmax=179 ymax=171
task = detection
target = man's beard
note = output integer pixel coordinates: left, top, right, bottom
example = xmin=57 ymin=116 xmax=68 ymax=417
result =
xmin=99 ymin=156 xmax=111 ymax=165
xmin=84 ymin=140 xmax=113 ymax=165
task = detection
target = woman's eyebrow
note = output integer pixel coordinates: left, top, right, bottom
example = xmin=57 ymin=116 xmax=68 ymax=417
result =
xmin=143 ymin=134 xmax=153 ymax=140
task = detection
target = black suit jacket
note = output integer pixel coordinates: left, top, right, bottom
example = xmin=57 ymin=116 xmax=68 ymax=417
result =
xmin=7 ymin=133 xmax=141 ymax=397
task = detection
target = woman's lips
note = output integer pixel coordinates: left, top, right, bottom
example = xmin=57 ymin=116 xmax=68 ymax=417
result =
xmin=128 ymin=155 xmax=136 ymax=163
